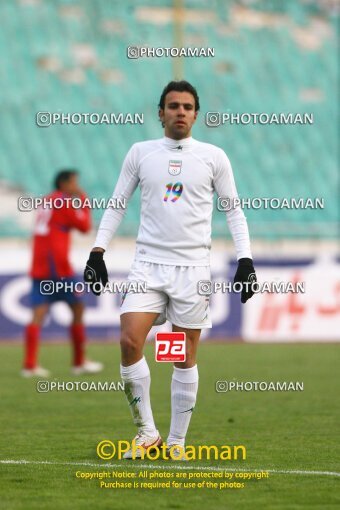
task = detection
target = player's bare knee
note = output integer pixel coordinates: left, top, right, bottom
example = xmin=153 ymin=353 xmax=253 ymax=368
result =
xmin=70 ymin=302 xmax=84 ymax=322
xmin=120 ymin=331 xmax=141 ymax=358
xmin=32 ymin=305 xmax=49 ymax=326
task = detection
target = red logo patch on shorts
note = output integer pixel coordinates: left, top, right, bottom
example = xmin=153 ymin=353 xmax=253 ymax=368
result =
xmin=155 ymin=332 xmax=186 ymax=362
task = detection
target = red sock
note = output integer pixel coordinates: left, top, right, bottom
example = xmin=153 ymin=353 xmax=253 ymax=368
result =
xmin=70 ymin=324 xmax=86 ymax=366
xmin=23 ymin=324 xmax=40 ymax=369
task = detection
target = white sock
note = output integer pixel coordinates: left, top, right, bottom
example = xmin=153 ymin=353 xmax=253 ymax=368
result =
xmin=167 ymin=365 xmax=199 ymax=447
xmin=120 ymin=357 xmax=158 ymax=437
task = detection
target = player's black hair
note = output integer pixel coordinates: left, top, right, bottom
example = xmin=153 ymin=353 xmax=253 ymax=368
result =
xmin=158 ymin=80 xmax=200 ymax=111
xmin=54 ymin=170 xmax=78 ymax=190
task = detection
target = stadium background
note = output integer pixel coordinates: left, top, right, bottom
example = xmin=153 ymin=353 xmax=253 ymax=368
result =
xmin=0 ymin=0 xmax=338 ymax=342
xmin=0 ymin=2 xmax=339 ymax=510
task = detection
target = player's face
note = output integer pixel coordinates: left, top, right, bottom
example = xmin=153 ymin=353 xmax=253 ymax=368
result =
xmin=159 ymin=91 xmax=198 ymax=140
xmin=61 ymin=175 xmax=80 ymax=196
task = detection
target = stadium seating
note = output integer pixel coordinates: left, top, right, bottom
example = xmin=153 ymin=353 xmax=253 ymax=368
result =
xmin=0 ymin=0 xmax=337 ymax=238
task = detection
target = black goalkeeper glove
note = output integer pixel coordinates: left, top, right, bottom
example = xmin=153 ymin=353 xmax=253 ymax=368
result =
xmin=84 ymin=251 xmax=108 ymax=296
xmin=233 ymin=258 xmax=257 ymax=304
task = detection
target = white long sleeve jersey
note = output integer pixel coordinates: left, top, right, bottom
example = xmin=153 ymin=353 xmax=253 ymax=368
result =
xmin=94 ymin=136 xmax=252 ymax=265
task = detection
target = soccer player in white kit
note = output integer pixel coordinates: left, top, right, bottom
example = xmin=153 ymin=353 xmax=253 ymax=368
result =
xmin=84 ymin=81 xmax=256 ymax=459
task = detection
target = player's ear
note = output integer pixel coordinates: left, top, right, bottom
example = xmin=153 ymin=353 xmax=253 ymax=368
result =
xmin=193 ymin=111 xmax=199 ymax=122
xmin=159 ymin=108 xmax=165 ymax=128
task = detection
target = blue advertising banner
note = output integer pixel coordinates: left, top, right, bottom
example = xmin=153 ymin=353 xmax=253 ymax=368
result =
xmin=0 ymin=269 xmax=242 ymax=340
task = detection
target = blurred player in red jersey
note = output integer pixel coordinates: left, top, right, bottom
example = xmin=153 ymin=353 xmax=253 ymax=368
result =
xmin=22 ymin=170 xmax=103 ymax=377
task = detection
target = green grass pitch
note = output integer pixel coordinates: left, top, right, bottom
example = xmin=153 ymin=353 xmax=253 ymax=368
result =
xmin=0 ymin=342 xmax=339 ymax=510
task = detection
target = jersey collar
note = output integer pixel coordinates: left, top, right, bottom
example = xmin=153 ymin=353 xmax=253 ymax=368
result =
xmin=161 ymin=136 xmax=194 ymax=151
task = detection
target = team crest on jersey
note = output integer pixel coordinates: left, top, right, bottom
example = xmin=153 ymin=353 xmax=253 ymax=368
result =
xmin=168 ymin=160 xmax=182 ymax=176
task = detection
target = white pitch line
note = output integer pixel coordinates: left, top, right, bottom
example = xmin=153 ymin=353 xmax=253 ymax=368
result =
xmin=0 ymin=460 xmax=339 ymax=477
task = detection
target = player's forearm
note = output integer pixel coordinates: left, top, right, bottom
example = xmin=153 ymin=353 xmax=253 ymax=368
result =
xmin=92 ymin=206 xmax=126 ymax=251
xmin=73 ymin=213 xmax=91 ymax=233
xmin=65 ymin=193 xmax=92 ymax=233
xmin=226 ymin=207 xmax=252 ymax=260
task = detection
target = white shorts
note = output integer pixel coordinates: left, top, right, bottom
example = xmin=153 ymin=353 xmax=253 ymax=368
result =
xmin=120 ymin=260 xmax=212 ymax=329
